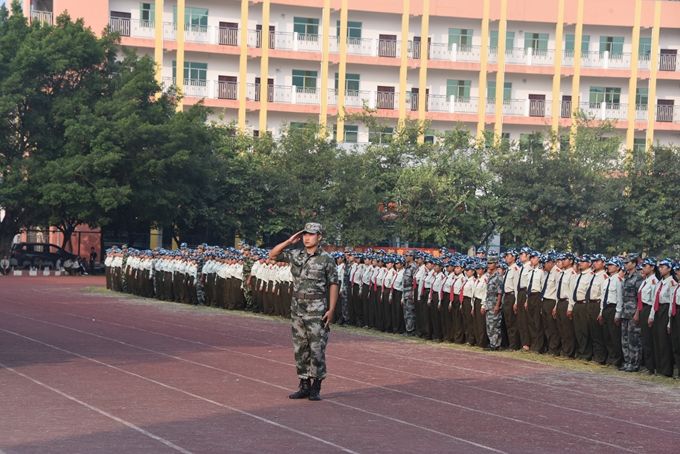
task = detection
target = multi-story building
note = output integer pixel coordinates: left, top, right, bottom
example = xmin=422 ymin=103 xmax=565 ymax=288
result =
xmin=22 ymin=0 xmax=680 ymax=150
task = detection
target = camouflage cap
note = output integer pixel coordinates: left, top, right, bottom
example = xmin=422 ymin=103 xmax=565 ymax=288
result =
xmin=303 ymin=222 xmax=323 ymax=234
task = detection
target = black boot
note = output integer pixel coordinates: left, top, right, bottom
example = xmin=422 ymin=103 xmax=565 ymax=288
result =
xmin=288 ymin=379 xmax=311 ymax=399
xmin=308 ymin=378 xmax=323 ymax=401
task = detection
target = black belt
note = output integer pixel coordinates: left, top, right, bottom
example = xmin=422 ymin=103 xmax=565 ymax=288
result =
xmin=558 ymin=298 xmax=568 ymax=302
xmin=530 ymin=291 xmax=541 ymax=295
xmin=293 ymin=292 xmax=325 ymax=300
xmin=519 ymin=288 xmax=527 ymax=291
xmin=589 ymin=299 xmax=601 ymax=304
xmin=504 ymin=291 xmax=515 ymax=295
xmin=577 ymin=300 xmax=586 ymax=304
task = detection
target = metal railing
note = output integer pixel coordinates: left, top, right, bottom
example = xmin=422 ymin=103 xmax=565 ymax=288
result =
xmin=31 ymin=10 xmax=53 ymax=25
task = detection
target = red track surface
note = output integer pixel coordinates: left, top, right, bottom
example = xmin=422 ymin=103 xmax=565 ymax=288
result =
xmin=1 ymin=276 xmax=679 ymax=453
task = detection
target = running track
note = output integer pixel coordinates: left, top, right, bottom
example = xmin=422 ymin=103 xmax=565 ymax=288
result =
xmin=1 ymin=276 xmax=679 ymax=453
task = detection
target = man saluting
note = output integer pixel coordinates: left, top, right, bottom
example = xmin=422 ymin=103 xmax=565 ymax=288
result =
xmin=269 ymin=223 xmax=339 ymax=401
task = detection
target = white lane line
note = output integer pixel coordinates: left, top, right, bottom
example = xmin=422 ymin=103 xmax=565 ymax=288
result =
xmin=0 ymin=328 xmax=359 ymax=454
xmin=95 ymin=312 xmax=677 ymax=437
xmin=0 ymin=360 xmax=193 ymax=454
xmin=3 ymin=312 xmax=638 ymax=452
xmin=1 ymin=313 xmax=505 ymax=453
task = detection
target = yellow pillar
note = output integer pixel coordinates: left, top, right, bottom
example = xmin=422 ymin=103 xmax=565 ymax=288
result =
xmin=237 ymin=0 xmax=249 ymax=131
xmin=550 ymin=0 xmax=565 ymax=144
xmin=569 ymin=0 xmax=584 ymax=147
xmin=493 ymin=0 xmax=508 ymax=141
xmin=625 ymin=0 xmax=642 ymax=154
xmin=175 ymin=0 xmax=185 ymax=113
xmin=319 ymin=0 xmax=331 ymax=133
xmin=154 ymin=0 xmax=164 ymax=86
xmin=258 ymin=0 xmax=271 ymax=133
xmin=336 ymin=0 xmax=349 ymax=142
xmin=398 ymin=0 xmax=410 ymax=129
xmin=476 ymin=0 xmax=491 ymax=141
xmin=417 ymin=0 xmax=430 ymax=144
xmin=645 ymin=0 xmax=662 ymax=151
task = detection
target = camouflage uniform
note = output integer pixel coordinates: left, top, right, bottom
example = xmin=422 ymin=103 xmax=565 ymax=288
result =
xmin=619 ymin=270 xmax=643 ymax=371
xmin=401 ymin=262 xmax=418 ymax=334
xmin=484 ymin=270 xmax=503 ymax=348
xmin=195 ymin=255 xmax=206 ymax=306
xmin=279 ymin=247 xmax=339 ymax=380
xmin=339 ymin=262 xmax=351 ymax=323
xmin=241 ymin=255 xmax=254 ymax=310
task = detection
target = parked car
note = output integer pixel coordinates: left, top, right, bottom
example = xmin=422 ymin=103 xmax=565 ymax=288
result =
xmin=9 ymin=242 xmax=78 ymax=270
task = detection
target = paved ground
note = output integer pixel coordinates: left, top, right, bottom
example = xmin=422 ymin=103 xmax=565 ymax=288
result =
xmin=1 ymin=276 xmax=679 ymax=453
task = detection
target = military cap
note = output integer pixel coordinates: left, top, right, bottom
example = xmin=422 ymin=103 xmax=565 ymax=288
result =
xmin=642 ymin=258 xmax=656 ymax=267
xmin=529 ymin=249 xmax=541 ymax=258
xmin=487 ymin=254 xmax=499 ymax=264
xmin=302 ymin=222 xmax=323 ymax=234
xmin=658 ymin=258 xmax=673 ymax=269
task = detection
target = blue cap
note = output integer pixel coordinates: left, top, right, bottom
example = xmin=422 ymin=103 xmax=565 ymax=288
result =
xmin=642 ymin=258 xmax=656 ymax=267
xmin=658 ymin=258 xmax=673 ymax=268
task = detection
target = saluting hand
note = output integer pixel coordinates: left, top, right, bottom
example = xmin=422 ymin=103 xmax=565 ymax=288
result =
xmin=287 ymin=231 xmax=304 ymax=245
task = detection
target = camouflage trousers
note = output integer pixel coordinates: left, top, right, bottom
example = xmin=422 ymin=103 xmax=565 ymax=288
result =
xmin=291 ymin=297 xmax=329 ymax=379
xmin=402 ymin=293 xmax=416 ymax=333
xmin=621 ymin=318 xmax=641 ymax=370
xmin=485 ymin=308 xmax=503 ymax=348
xmin=242 ymin=284 xmax=254 ymax=310
xmin=339 ymin=290 xmax=350 ymax=323
xmin=196 ymin=279 xmax=205 ymax=306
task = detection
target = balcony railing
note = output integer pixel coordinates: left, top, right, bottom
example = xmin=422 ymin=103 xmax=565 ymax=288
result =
xmin=31 ymin=10 xmax=53 ymax=25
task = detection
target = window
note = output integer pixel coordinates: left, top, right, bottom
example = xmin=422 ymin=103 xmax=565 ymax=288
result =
xmin=490 ymin=30 xmax=515 ymax=52
xmin=639 ymin=37 xmax=652 ymax=61
xmin=446 ymin=80 xmax=471 ymax=102
xmin=589 ymin=87 xmax=621 ymax=108
xmin=336 ymin=20 xmax=362 ymax=42
xmin=172 ymin=61 xmax=208 ymax=84
xmin=633 ymin=138 xmax=646 ymax=153
xmin=599 ymin=36 xmax=624 ymax=58
xmin=635 ymin=86 xmax=648 ymax=110
xmin=292 ymin=70 xmax=317 ymax=91
xmin=174 ymin=6 xmax=208 ymax=32
xmin=524 ymin=32 xmax=549 ymax=55
xmin=369 ymin=127 xmax=394 ymax=144
xmin=487 ymin=81 xmax=512 ymax=103
xmin=334 ymin=73 xmax=360 ymax=95
xmin=565 ymin=33 xmax=590 ymax=56
xmin=334 ymin=124 xmax=358 ymax=143
xmin=294 ymin=17 xmax=319 ymax=37
xmin=140 ymin=2 xmax=154 ymax=26
xmin=448 ymin=28 xmax=473 ymax=52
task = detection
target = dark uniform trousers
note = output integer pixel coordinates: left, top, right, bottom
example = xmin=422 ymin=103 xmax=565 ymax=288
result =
xmin=556 ymin=299 xmax=575 ymax=357
xmin=361 ymin=283 xmax=371 ymax=328
xmin=473 ymin=297 xmax=489 ymax=348
xmin=441 ymin=292 xmax=452 ymax=341
xmin=573 ymin=301 xmax=591 ymax=360
xmin=502 ymin=292 xmax=519 ymax=350
xmin=527 ymin=292 xmax=544 ymax=353
xmin=429 ymin=291 xmax=443 ymax=341
xmin=652 ymin=304 xmax=674 ymax=377
xmin=671 ymin=310 xmax=680 ymax=377
xmin=374 ymin=285 xmax=384 ymax=331
xmin=350 ymin=283 xmax=362 ymax=326
xmin=602 ymin=303 xmax=622 ymax=366
xmin=382 ymin=288 xmax=393 ymax=333
xmin=450 ymin=297 xmax=465 ymax=344
xmin=516 ymin=288 xmax=530 ymax=347
xmin=421 ymin=287 xmax=432 ymax=340
xmin=541 ymin=298 xmax=560 ymax=355
xmin=590 ymin=300 xmax=607 ymax=363
xmin=392 ymin=290 xmax=404 ymax=334
xmin=462 ymin=296 xmax=475 ymax=345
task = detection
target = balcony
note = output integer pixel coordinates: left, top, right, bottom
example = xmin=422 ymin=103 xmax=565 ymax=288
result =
xmin=578 ymin=102 xmax=629 ymax=121
xmin=416 ymin=42 xmax=481 ymax=62
xmin=30 ymin=9 xmax=53 ymax=25
xmin=502 ymin=48 xmax=555 ymax=66
xmin=163 ymin=78 xmax=240 ymax=100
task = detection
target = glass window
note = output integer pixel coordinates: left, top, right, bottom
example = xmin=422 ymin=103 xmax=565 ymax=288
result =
xmin=140 ymin=2 xmax=154 ymax=26
xmin=448 ymin=28 xmax=473 ymax=52
xmin=635 ymin=86 xmax=648 ymax=110
xmin=565 ymin=33 xmax=590 ymax=56
xmin=335 ymin=73 xmax=360 ymax=94
xmin=638 ymin=36 xmax=652 ymax=60
xmin=292 ymin=69 xmax=317 ymax=91
xmin=490 ymin=30 xmax=515 ymax=52
xmin=599 ymin=36 xmax=624 ymax=58
xmin=446 ymin=80 xmax=471 ymax=102
xmin=369 ymin=127 xmax=393 ymax=144
xmin=172 ymin=61 xmax=207 ymax=84
xmin=524 ymin=32 xmax=549 ymax=55
xmin=589 ymin=86 xmax=621 ymax=108
xmin=342 ymin=125 xmax=359 ymax=143
xmin=294 ymin=17 xmax=319 ymax=37
xmin=487 ymin=81 xmax=512 ymax=103
xmin=633 ymin=138 xmax=646 ymax=153
xmin=336 ymin=20 xmax=362 ymax=41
